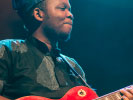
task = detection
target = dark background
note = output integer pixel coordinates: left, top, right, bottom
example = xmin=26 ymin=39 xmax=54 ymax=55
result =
xmin=0 ymin=0 xmax=133 ymax=96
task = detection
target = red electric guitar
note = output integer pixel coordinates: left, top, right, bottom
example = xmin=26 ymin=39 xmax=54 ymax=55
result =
xmin=16 ymin=85 xmax=132 ymax=100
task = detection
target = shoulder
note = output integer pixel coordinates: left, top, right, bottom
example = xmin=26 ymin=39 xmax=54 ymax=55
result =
xmin=0 ymin=39 xmax=27 ymax=53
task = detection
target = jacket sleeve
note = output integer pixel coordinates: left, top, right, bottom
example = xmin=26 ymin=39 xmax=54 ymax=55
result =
xmin=0 ymin=41 xmax=12 ymax=94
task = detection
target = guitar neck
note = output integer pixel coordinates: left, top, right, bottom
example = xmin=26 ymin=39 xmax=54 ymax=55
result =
xmin=95 ymin=85 xmax=132 ymax=100
xmin=95 ymin=90 xmax=122 ymax=100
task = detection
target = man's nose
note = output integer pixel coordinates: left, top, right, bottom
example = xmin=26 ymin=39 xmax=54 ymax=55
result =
xmin=67 ymin=10 xmax=74 ymax=20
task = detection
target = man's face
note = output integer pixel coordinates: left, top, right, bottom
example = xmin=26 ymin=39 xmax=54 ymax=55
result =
xmin=42 ymin=0 xmax=74 ymax=41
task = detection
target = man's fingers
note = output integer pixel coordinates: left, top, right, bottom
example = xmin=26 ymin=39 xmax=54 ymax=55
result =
xmin=122 ymin=96 xmax=129 ymax=100
xmin=120 ymin=86 xmax=133 ymax=100
xmin=127 ymin=86 xmax=133 ymax=94
xmin=120 ymin=89 xmax=132 ymax=97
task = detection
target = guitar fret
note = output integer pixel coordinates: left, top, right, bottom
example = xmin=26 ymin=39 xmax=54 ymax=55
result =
xmin=110 ymin=93 xmax=121 ymax=100
xmin=95 ymin=91 xmax=122 ymax=100
xmin=95 ymin=85 xmax=133 ymax=100
xmin=108 ymin=95 xmax=115 ymax=100
xmin=113 ymin=92 xmax=122 ymax=100
xmin=95 ymin=96 xmax=110 ymax=100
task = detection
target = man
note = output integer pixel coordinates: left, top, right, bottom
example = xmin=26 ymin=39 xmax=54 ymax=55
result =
xmin=0 ymin=0 xmax=88 ymax=99
xmin=0 ymin=0 xmax=132 ymax=100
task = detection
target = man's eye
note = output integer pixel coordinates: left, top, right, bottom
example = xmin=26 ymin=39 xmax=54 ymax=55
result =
xmin=60 ymin=7 xmax=66 ymax=11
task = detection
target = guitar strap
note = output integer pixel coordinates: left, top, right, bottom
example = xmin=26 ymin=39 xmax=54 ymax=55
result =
xmin=59 ymin=54 xmax=91 ymax=88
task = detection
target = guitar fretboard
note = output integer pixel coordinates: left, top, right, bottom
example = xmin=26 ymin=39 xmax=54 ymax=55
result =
xmin=95 ymin=91 xmax=122 ymax=100
xmin=94 ymin=85 xmax=132 ymax=100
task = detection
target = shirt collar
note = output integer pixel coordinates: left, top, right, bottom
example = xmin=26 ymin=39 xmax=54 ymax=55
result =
xmin=26 ymin=36 xmax=61 ymax=56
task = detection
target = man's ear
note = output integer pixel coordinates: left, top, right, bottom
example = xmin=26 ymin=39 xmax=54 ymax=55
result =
xmin=33 ymin=8 xmax=45 ymax=21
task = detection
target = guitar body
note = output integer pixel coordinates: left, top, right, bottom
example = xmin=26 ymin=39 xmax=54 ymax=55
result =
xmin=16 ymin=86 xmax=98 ymax=100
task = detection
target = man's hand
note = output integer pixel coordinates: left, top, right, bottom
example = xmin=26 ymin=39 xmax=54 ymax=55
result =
xmin=120 ymin=86 xmax=133 ymax=100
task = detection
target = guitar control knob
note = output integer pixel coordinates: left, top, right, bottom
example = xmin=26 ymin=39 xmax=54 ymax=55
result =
xmin=78 ymin=89 xmax=86 ymax=97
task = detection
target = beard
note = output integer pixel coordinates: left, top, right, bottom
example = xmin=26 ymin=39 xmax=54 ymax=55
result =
xmin=43 ymin=24 xmax=71 ymax=42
